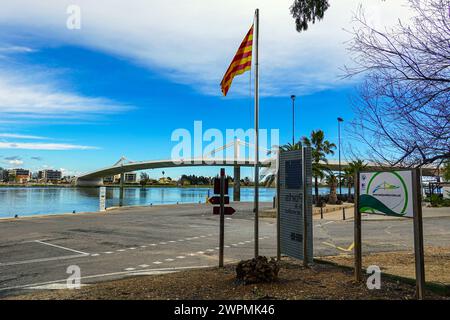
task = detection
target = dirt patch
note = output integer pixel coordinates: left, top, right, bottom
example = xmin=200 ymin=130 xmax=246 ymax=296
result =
xmin=6 ymin=257 xmax=448 ymax=300
xmin=323 ymin=246 xmax=450 ymax=287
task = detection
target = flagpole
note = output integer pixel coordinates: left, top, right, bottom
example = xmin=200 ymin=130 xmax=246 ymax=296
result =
xmin=254 ymin=8 xmax=260 ymax=258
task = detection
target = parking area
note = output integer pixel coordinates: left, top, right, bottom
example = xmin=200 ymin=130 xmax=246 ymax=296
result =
xmin=0 ymin=202 xmax=449 ymax=297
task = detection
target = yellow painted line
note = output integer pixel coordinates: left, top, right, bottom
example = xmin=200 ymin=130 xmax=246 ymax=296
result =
xmin=322 ymin=241 xmax=354 ymax=252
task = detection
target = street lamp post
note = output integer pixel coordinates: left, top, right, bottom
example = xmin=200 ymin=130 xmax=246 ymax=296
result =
xmin=291 ymin=95 xmax=296 ymax=145
xmin=337 ymin=117 xmax=344 ymax=197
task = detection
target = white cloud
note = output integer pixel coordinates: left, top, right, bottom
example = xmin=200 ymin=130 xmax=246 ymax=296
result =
xmin=0 ymin=0 xmax=413 ymax=97
xmin=0 ymin=72 xmax=129 ymax=118
xmin=7 ymin=159 xmax=24 ymax=166
xmin=0 ymin=142 xmax=98 ymax=150
xmin=0 ymin=133 xmax=48 ymax=140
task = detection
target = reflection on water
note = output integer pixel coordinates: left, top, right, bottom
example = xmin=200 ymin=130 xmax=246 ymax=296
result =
xmin=0 ymin=186 xmax=332 ymax=218
xmin=0 ymin=187 xmax=273 ymax=218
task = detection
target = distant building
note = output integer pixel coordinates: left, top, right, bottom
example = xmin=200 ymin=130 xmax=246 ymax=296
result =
xmin=0 ymin=169 xmax=7 ymax=182
xmin=38 ymin=169 xmax=62 ymax=182
xmin=103 ymin=176 xmax=114 ymax=183
xmin=105 ymin=172 xmax=137 ymax=184
xmin=124 ymin=172 xmax=137 ymax=183
xmin=8 ymin=168 xmax=31 ymax=183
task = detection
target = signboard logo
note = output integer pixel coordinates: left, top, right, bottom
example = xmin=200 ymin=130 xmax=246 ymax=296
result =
xmin=359 ymin=171 xmax=412 ymax=217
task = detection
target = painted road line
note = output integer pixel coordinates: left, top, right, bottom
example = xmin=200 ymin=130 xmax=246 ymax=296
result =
xmin=139 ymin=264 xmax=150 ymax=268
xmin=206 ymin=249 xmax=214 ymax=252
xmin=140 ymin=245 xmax=147 ymax=248
xmin=200 ymin=235 xmax=206 ymax=238
xmin=196 ymin=251 xmax=205 ymax=254
xmin=0 ymin=254 xmax=88 ymax=267
xmin=0 ymin=265 xmax=211 ymax=292
xmin=153 ymin=261 xmax=163 ymax=265
xmin=104 ymin=252 xmax=113 ymax=254
xmin=169 ymin=241 xmax=176 ymax=243
xmin=176 ymin=256 xmax=185 ymax=259
xmin=91 ymin=254 xmax=100 ymax=257
xmin=129 ymin=247 xmax=137 ymax=250
xmin=160 ymin=242 xmax=167 ymax=245
xmin=188 ymin=253 xmax=196 ymax=256
xmin=165 ymin=258 xmax=174 ymax=262
xmin=150 ymin=244 xmax=157 ymax=246
xmin=322 ymin=242 xmax=355 ymax=252
xmin=34 ymin=240 xmax=89 ymax=255
xmin=178 ymin=239 xmax=184 ymax=242
xmin=125 ymin=268 xmax=136 ymax=271
xmin=117 ymin=249 xmax=126 ymax=252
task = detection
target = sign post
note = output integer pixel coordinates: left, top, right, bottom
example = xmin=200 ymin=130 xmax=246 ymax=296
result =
xmin=277 ymin=147 xmax=313 ymax=265
xmin=219 ymin=168 xmax=225 ymax=268
xmin=99 ymin=186 xmax=106 ymax=212
xmin=212 ymin=169 xmax=235 ymax=268
xmin=355 ymin=169 xmax=425 ymax=299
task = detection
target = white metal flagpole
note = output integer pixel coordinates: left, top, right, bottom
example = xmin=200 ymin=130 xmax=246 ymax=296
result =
xmin=254 ymin=8 xmax=260 ymax=258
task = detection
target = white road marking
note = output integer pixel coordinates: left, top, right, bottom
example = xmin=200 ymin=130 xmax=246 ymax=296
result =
xmin=125 ymin=268 xmax=136 ymax=271
xmin=178 ymin=239 xmax=184 ymax=242
xmin=165 ymin=258 xmax=174 ymax=262
xmin=104 ymin=252 xmax=113 ymax=254
xmin=238 ymin=242 xmax=245 ymax=245
xmin=0 ymin=266 xmax=211 ymax=292
xmin=160 ymin=242 xmax=167 ymax=245
xmin=140 ymin=245 xmax=147 ymax=248
xmin=91 ymin=254 xmax=100 ymax=257
xmin=245 ymin=241 xmax=251 ymax=243
xmin=117 ymin=249 xmax=125 ymax=252
xmin=197 ymin=251 xmax=205 ymax=254
xmin=200 ymin=236 xmax=206 ymax=238
xmin=129 ymin=247 xmax=136 ymax=250
xmin=231 ymin=244 xmax=238 ymax=246
xmin=34 ymin=240 xmax=89 ymax=255
xmin=153 ymin=261 xmax=162 ymax=265
xmin=176 ymin=256 xmax=185 ymax=259
xmin=225 ymin=245 xmax=230 ymax=248
xmin=169 ymin=241 xmax=176 ymax=243
xmin=188 ymin=253 xmax=196 ymax=256
xmin=215 ymin=247 xmax=220 ymax=250
xmin=150 ymin=244 xmax=157 ymax=246
xmin=28 ymin=283 xmax=88 ymax=290
xmin=139 ymin=264 xmax=150 ymax=268
xmin=207 ymin=234 xmax=213 ymax=237
xmin=206 ymin=249 xmax=214 ymax=252
xmin=0 ymin=254 xmax=87 ymax=266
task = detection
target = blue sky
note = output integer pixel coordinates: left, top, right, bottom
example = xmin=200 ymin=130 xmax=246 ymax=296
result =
xmin=0 ymin=0 xmax=411 ymax=179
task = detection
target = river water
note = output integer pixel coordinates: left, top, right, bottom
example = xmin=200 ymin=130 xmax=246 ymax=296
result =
xmin=0 ymin=186 xmax=333 ymax=218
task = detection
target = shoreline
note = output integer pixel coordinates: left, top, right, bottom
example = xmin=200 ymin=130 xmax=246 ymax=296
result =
xmin=0 ymin=201 xmax=270 ymax=222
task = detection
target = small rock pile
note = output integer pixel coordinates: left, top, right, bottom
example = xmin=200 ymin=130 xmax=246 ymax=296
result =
xmin=236 ymin=256 xmax=280 ymax=284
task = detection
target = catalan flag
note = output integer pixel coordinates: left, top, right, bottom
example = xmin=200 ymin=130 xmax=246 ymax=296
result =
xmin=220 ymin=25 xmax=254 ymax=96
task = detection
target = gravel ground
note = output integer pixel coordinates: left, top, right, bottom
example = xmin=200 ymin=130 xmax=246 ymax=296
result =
xmin=5 ymin=256 xmax=448 ymax=300
xmin=323 ymin=246 xmax=450 ymax=286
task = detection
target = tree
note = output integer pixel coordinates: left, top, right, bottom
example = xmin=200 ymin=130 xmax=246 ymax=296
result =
xmin=326 ymin=171 xmax=338 ymax=204
xmin=343 ymin=159 xmax=368 ymax=198
xmin=443 ymin=160 xmax=450 ymax=182
xmin=140 ymin=172 xmax=150 ymax=187
xmin=279 ymin=141 xmax=302 ymax=151
xmin=346 ymin=0 xmax=450 ymax=168
xmin=302 ymin=130 xmax=336 ymax=205
xmin=290 ymin=0 xmax=330 ymax=32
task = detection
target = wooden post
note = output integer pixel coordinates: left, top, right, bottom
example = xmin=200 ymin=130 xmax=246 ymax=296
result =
xmin=343 ymin=207 xmax=346 ymax=221
xmin=320 ymin=206 xmax=323 ymax=219
xmin=354 ymin=172 xmax=362 ymax=282
xmin=412 ymin=169 xmax=425 ymax=299
xmin=219 ymin=169 xmax=225 ymax=268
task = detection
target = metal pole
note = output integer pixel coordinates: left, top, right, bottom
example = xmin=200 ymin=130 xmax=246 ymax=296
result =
xmin=219 ymin=168 xmax=225 ymax=268
xmin=276 ymin=151 xmax=281 ymax=261
xmin=119 ymin=172 xmax=124 ymax=207
xmin=343 ymin=207 xmax=346 ymax=221
xmin=338 ymin=118 xmax=342 ymax=196
xmin=412 ymin=169 xmax=425 ymax=299
xmin=302 ymin=147 xmax=308 ymax=267
xmin=291 ymin=96 xmax=295 ymax=145
xmin=253 ymin=8 xmax=260 ymax=258
xmin=354 ymin=172 xmax=362 ymax=282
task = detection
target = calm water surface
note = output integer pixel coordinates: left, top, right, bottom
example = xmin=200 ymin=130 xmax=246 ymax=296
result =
xmin=0 ymin=186 xmax=333 ymax=218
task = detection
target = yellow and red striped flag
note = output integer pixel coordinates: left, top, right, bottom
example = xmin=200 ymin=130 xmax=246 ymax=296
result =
xmin=220 ymin=25 xmax=254 ymax=96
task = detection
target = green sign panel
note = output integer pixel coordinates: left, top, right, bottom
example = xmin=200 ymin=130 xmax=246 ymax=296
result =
xmin=359 ymin=170 xmax=414 ymax=218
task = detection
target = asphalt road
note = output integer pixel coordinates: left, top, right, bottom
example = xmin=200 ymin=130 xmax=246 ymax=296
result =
xmin=0 ymin=202 xmax=449 ymax=298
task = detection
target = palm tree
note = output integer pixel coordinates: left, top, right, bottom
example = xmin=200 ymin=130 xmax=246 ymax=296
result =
xmin=326 ymin=171 xmax=338 ymax=204
xmin=343 ymin=159 xmax=367 ymax=199
xmin=302 ymin=130 xmax=336 ymax=206
xmin=279 ymin=141 xmax=302 ymax=151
